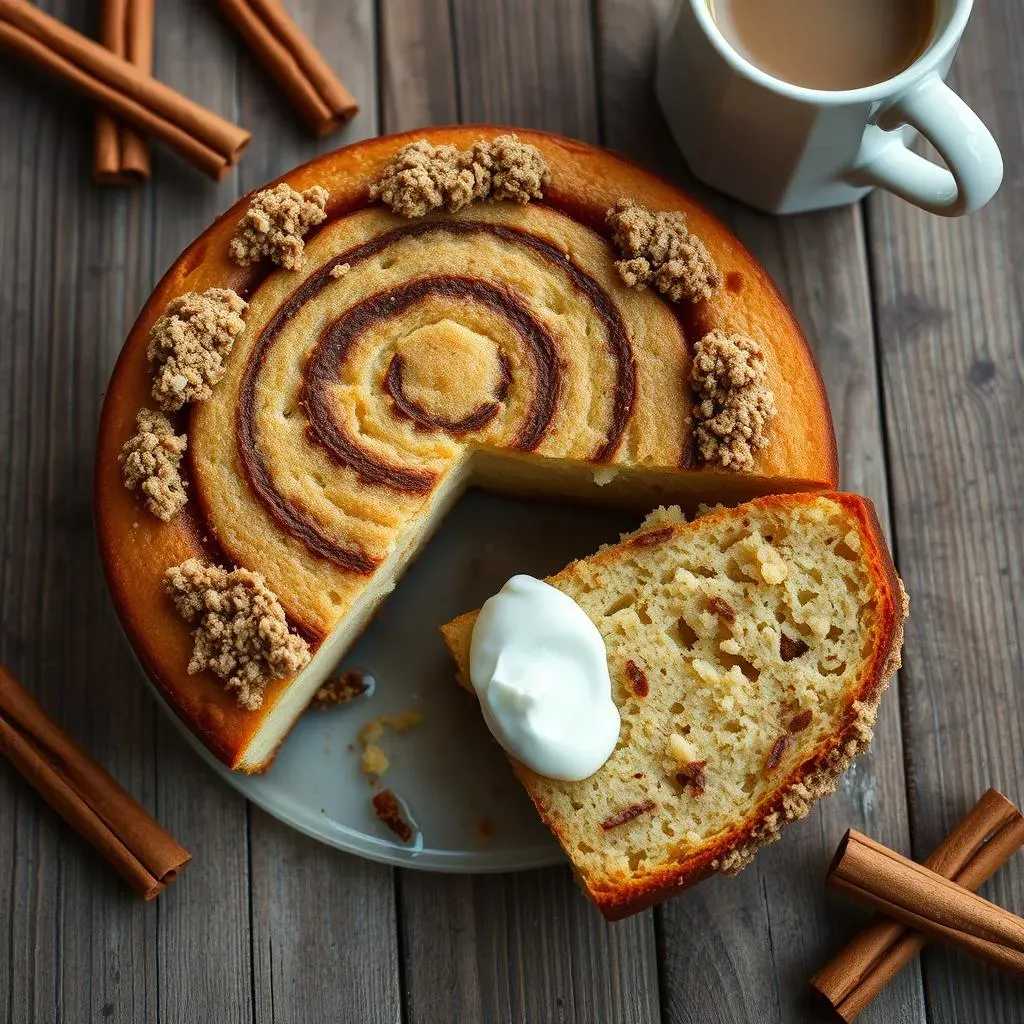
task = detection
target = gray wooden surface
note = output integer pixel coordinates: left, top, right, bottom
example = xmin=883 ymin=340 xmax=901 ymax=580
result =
xmin=0 ymin=1 xmax=1021 ymax=1021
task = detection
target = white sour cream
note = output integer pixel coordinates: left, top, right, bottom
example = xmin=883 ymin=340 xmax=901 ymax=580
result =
xmin=468 ymin=575 xmax=620 ymax=781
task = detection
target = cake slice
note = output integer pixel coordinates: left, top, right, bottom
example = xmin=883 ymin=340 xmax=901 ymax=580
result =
xmin=441 ymin=493 xmax=906 ymax=920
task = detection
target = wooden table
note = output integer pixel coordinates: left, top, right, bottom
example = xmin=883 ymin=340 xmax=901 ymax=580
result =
xmin=1 ymin=1 xmax=1022 ymax=1021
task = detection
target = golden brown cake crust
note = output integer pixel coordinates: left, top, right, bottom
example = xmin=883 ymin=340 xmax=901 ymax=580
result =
xmin=94 ymin=127 xmax=838 ymax=771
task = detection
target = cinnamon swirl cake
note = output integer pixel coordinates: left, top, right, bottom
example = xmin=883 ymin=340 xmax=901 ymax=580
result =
xmin=95 ymin=128 xmax=837 ymax=771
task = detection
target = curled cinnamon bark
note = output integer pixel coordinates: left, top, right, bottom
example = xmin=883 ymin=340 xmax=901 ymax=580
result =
xmin=215 ymin=0 xmax=358 ymax=136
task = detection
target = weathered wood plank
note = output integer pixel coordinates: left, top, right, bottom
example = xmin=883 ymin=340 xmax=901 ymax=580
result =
xmin=146 ymin=5 xmax=255 ymax=1021
xmin=380 ymin=2 xmax=660 ymax=1022
xmin=248 ymin=808 xmax=402 ymax=1024
xmin=228 ymin=3 xmax=403 ymax=1021
xmin=595 ymin=2 xmax=920 ymax=1022
xmin=0 ymin=0 xmax=160 ymax=1020
xmin=867 ymin=2 xmax=1024 ymax=1017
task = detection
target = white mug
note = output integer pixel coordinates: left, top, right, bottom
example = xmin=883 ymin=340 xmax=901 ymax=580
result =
xmin=655 ymin=0 xmax=1003 ymax=215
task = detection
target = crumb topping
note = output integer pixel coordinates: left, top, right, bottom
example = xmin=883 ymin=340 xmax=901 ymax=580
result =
xmin=369 ymin=134 xmax=550 ymax=218
xmin=606 ymin=199 xmax=721 ymax=304
xmin=147 ymin=289 xmax=247 ymax=412
xmin=313 ymin=669 xmax=368 ymax=708
xmin=164 ymin=558 xmax=310 ymax=711
xmin=482 ymin=134 xmax=550 ymax=203
xmin=329 ymin=262 xmax=351 ymax=279
xmin=119 ymin=409 xmax=187 ymax=521
xmin=372 ymin=789 xmax=413 ymax=842
xmin=229 ymin=183 xmax=329 ymax=269
xmin=691 ymin=330 xmax=777 ymax=472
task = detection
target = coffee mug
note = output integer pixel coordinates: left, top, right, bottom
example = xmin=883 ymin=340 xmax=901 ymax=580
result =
xmin=655 ymin=0 xmax=1003 ymax=215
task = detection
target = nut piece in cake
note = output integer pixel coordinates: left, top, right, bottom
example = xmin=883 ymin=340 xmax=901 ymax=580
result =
xmin=147 ymin=289 xmax=247 ymax=412
xmin=369 ymin=134 xmax=549 ymax=217
xmin=606 ymin=198 xmax=721 ymax=304
xmin=119 ymin=409 xmax=187 ymax=521
xmin=691 ymin=329 xmax=777 ymax=472
xmin=229 ymin=183 xmax=329 ymax=270
xmin=164 ymin=559 xmax=310 ymax=711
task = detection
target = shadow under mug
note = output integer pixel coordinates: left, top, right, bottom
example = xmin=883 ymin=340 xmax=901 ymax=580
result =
xmin=656 ymin=0 xmax=1003 ymax=216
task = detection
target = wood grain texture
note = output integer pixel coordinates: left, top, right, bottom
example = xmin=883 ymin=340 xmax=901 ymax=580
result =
xmin=0 ymin=0 xmax=160 ymax=1019
xmin=867 ymin=0 xmax=1024 ymax=1017
xmin=595 ymin=2 xmax=921 ymax=1021
xmin=146 ymin=6 xmax=255 ymax=1021
xmin=249 ymin=808 xmax=401 ymax=1024
xmin=380 ymin=2 xmax=659 ymax=1022
xmin=231 ymin=3 xmax=403 ymax=1022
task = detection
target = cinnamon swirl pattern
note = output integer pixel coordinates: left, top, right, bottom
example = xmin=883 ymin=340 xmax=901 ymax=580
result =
xmin=190 ymin=203 xmax=692 ymax=636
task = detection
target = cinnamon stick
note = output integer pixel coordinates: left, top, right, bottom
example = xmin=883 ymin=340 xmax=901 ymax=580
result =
xmin=95 ymin=0 xmax=154 ymax=184
xmin=215 ymin=0 xmax=358 ymax=136
xmin=812 ymin=789 xmax=1024 ymax=1021
xmin=0 ymin=663 xmax=190 ymax=899
xmin=827 ymin=829 xmax=1024 ymax=979
xmin=0 ymin=0 xmax=249 ymax=180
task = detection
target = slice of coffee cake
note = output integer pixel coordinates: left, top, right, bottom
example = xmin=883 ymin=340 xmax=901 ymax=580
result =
xmin=441 ymin=493 xmax=906 ymax=919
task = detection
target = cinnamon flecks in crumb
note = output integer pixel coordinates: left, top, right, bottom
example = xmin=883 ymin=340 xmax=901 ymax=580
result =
xmin=676 ymin=760 xmax=707 ymax=797
xmin=625 ymin=660 xmax=649 ymax=697
xmin=329 ymin=262 xmax=350 ymax=279
xmin=764 ymin=735 xmax=790 ymax=771
xmin=372 ymin=790 xmax=413 ymax=843
xmin=601 ymin=800 xmax=657 ymax=831
xmin=691 ymin=329 xmax=777 ymax=472
xmin=119 ymin=409 xmax=187 ymax=521
xmin=789 ymin=709 xmax=813 ymax=733
xmin=313 ymin=669 xmax=368 ymax=708
xmin=164 ymin=558 xmax=310 ymax=711
xmin=779 ymin=633 xmax=810 ymax=662
xmin=708 ymin=596 xmax=736 ymax=623
xmin=229 ymin=183 xmax=329 ymax=270
xmin=369 ymin=135 xmax=550 ymax=218
xmin=627 ymin=526 xmax=675 ymax=548
xmin=605 ymin=199 xmax=721 ymax=304
xmin=147 ymin=288 xmax=247 ymax=412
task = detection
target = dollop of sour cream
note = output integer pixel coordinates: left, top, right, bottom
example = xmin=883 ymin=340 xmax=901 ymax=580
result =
xmin=469 ymin=575 xmax=621 ymax=781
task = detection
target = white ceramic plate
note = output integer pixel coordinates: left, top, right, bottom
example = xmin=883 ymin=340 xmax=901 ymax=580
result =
xmin=149 ymin=491 xmax=637 ymax=872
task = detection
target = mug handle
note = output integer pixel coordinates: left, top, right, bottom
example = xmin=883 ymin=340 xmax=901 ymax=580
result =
xmin=848 ymin=71 xmax=1003 ymax=216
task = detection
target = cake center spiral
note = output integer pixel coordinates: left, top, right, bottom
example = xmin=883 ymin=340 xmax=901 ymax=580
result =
xmin=386 ymin=320 xmax=509 ymax=433
xmin=190 ymin=203 xmax=691 ymax=636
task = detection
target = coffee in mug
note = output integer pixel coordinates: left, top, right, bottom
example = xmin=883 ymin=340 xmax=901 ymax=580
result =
xmin=708 ymin=0 xmax=936 ymax=91
xmin=656 ymin=0 xmax=1002 ymax=215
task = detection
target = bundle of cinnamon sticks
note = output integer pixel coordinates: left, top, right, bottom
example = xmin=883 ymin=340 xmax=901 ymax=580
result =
xmin=813 ymin=789 xmax=1024 ymax=1020
xmin=0 ymin=0 xmax=358 ymax=184
xmin=0 ymin=663 xmax=190 ymax=899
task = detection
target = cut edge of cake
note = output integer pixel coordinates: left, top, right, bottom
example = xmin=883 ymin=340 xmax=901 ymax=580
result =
xmin=440 ymin=492 xmax=907 ymax=920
